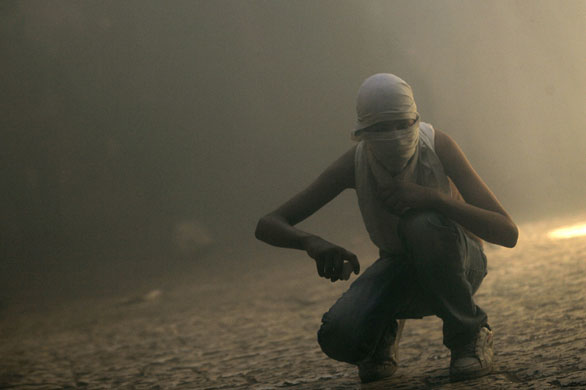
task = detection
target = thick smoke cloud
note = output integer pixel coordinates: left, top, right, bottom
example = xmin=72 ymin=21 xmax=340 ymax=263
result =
xmin=1 ymin=1 xmax=584 ymax=298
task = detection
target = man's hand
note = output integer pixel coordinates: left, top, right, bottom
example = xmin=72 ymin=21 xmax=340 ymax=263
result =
xmin=301 ymin=236 xmax=360 ymax=282
xmin=378 ymin=180 xmax=442 ymax=216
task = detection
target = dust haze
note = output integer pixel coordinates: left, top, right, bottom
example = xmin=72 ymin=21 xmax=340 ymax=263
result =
xmin=1 ymin=1 xmax=585 ymax=305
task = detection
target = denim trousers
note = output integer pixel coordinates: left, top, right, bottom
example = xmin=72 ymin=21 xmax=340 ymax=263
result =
xmin=317 ymin=210 xmax=488 ymax=364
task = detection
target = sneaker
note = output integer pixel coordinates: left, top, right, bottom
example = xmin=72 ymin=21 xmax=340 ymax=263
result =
xmin=358 ymin=319 xmax=405 ymax=383
xmin=449 ymin=326 xmax=493 ymax=381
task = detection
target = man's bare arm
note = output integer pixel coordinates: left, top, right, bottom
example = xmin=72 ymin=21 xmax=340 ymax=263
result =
xmin=434 ymin=130 xmax=519 ymax=247
xmin=255 ymin=146 xmax=360 ymax=280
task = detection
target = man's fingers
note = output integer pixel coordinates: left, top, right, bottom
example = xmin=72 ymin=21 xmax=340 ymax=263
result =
xmin=316 ymin=249 xmax=359 ymax=281
xmin=322 ymin=259 xmax=329 ymax=278
xmin=332 ymin=254 xmax=343 ymax=278
xmin=343 ymin=251 xmax=360 ymax=275
xmin=379 ymin=186 xmax=395 ymax=199
xmin=385 ymin=192 xmax=400 ymax=207
xmin=341 ymin=262 xmax=353 ymax=280
xmin=315 ymin=258 xmax=325 ymax=278
xmin=384 ymin=193 xmax=408 ymax=216
xmin=324 ymin=254 xmax=335 ymax=278
xmin=331 ymin=254 xmax=344 ymax=282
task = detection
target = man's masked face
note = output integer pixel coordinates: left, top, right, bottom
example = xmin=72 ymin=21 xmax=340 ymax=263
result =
xmin=360 ymin=117 xmax=420 ymax=176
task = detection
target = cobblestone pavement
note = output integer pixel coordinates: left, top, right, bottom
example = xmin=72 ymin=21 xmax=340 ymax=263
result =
xmin=1 ymin=214 xmax=585 ymax=389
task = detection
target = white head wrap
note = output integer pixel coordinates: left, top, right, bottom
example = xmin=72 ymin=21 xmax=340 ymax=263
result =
xmin=353 ymin=73 xmax=418 ymax=134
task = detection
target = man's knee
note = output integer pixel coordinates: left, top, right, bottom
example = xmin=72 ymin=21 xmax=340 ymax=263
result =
xmin=398 ymin=210 xmax=462 ymax=267
xmin=317 ymin=312 xmax=372 ymax=364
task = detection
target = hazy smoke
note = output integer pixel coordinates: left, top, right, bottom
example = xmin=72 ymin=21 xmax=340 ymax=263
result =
xmin=1 ymin=1 xmax=585 ymax=295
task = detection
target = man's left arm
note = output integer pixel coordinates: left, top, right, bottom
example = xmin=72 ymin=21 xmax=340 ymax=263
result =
xmin=377 ymin=130 xmax=518 ymax=247
xmin=432 ymin=129 xmax=518 ymax=248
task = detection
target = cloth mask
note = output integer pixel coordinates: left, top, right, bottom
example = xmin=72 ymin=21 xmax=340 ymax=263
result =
xmin=359 ymin=118 xmax=420 ymax=176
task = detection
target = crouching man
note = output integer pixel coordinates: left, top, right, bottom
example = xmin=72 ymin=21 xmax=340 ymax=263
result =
xmin=255 ymin=73 xmax=518 ymax=383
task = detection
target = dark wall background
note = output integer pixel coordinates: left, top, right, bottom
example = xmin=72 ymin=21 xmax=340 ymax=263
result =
xmin=1 ymin=1 xmax=585 ymax=299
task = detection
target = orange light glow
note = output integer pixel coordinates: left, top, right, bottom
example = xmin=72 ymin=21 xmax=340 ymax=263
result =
xmin=547 ymin=223 xmax=586 ymax=239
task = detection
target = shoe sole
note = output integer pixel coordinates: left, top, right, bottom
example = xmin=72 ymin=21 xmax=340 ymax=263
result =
xmin=449 ymin=366 xmax=492 ymax=382
xmin=359 ymin=364 xmax=398 ymax=383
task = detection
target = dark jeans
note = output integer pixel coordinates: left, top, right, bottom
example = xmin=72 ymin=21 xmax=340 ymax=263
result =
xmin=317 ymin=211 xmax=488 ymax=364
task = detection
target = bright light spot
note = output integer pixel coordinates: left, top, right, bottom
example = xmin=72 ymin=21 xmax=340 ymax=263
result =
xmin=548 ymin=223 xmax=586 ymax=239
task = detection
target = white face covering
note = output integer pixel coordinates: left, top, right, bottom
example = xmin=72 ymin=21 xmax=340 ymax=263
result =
xmin=360 ymin=118 xmax=420 ymax=176
xmin=352 ymin=73 xmax=420 ymax=177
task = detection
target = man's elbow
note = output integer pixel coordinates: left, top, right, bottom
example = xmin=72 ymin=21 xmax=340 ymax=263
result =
xmin=502 ymin=223 xmax=519 ymax=248
xmin=254 ymin=216 xmax=267 ymax=241
xmin=255 ymin=214 xmax=276 ymax=242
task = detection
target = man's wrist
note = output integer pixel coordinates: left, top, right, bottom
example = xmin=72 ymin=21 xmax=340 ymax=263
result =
xmin=430 ymin=189 xmax=449 ymax=210
xmin=298 ymin=233 xmax=318 ymax=251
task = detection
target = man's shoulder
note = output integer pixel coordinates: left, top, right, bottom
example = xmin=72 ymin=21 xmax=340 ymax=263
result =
xmin=325 ymin=145 xmax=357 ymax=189
xmin=433 ymin=129 xmax=457 ymax=159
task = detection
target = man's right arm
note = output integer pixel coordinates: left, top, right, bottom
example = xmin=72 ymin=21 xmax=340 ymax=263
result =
xmin=255 ymin=146 xmax=359 ymax=281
